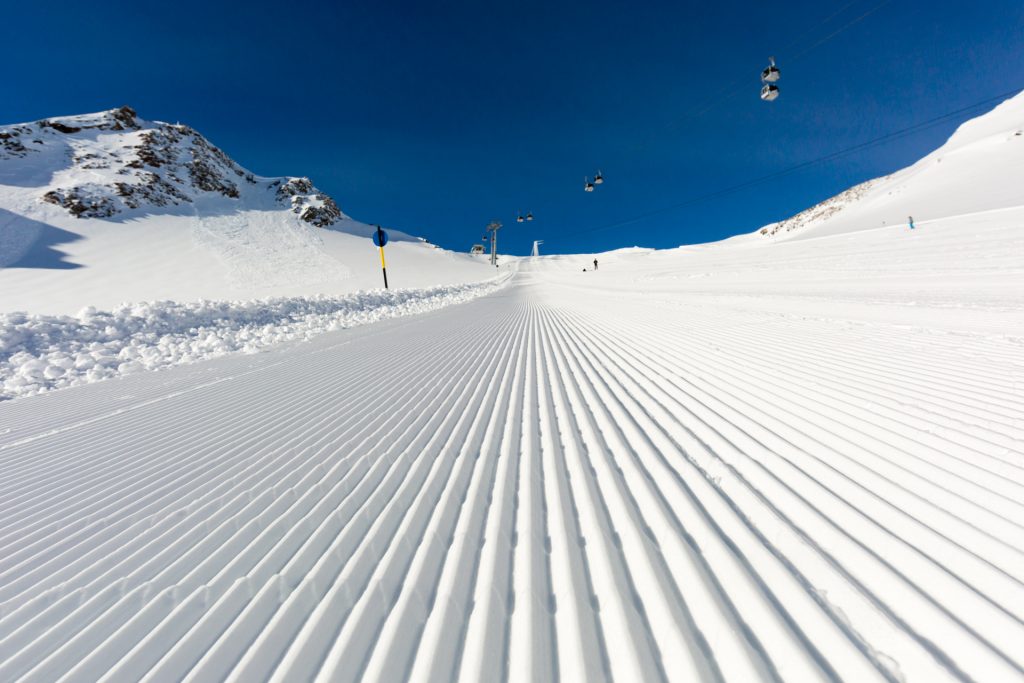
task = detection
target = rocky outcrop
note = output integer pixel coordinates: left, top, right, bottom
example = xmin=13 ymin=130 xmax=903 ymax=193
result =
xmin=1 ymin=107 xmax=347 ymax=228
xmin=274 ymin=177 xmax=344 ymax=227
xmin=0 ymin=127 xmax=34 ymax=159
xmin=760 ymin=177 xmax=886 ymax=236
xmin=42 ymin=187 xmax=118 ymax=218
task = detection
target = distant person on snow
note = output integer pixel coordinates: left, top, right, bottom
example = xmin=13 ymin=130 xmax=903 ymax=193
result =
xmin=593 ymin=258 xmax=598 ymax=270
xmin=908 ymin=215 xmax=915 ymax=230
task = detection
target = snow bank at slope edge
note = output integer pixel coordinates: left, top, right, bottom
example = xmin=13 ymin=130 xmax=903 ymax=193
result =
xmin=0 ymin=275 xmax=511 ymax=400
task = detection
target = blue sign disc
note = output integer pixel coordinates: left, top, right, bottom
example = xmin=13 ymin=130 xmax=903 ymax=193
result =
xmin=373 ymin=229 xmax=389 ymax=247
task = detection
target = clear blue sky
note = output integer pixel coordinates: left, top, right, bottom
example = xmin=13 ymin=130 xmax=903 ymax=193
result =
xmin=3 ymin=0 xmax=1023 ymax=254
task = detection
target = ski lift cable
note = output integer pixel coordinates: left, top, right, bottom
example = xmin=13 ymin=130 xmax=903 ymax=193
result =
xmin=788 ymin=0 xmax=897 ymax=62
xmin=685 ymin=0 xmax=898 ymax=121
xmin=497 ymin=1 xmax=899 ymax=230
xmin=550 ymin=87 xmax=1023 ymax=242
xmin=558 ymin=88 xmax=1019 ymax=240
xmin=558 ymin=90 xmax=1018 ymax=240
xmin=533 ymin=0 xmax=897 ymax=213
xmin=776 ymin=0 xmax=864 ymax=54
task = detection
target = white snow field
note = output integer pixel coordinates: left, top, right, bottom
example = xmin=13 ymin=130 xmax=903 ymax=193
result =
xmin=0 ymin=207 xmax=1022 ymax=682
xmin=0 ymin=98 xmax=1023 ymax=680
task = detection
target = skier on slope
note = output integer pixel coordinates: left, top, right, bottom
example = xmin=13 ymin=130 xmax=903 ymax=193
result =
xmin=908 ymin=215 xmax=915 ymax=230
xmin=593 ymin=258 xmax=598 ymax=271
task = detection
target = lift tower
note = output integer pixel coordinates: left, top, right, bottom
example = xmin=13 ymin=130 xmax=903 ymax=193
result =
xmin=485 ymin=221 xmax=501 ymax=267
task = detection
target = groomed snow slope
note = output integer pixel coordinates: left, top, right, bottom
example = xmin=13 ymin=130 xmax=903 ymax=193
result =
xmin=0 ymin=205 xmax=1022 ymax=681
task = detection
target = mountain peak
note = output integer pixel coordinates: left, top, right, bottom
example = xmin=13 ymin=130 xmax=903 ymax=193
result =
xmin=0 ymin=107 xmax=348 ymax=227
xmin=30 ymin=105 xmax=142 ymax=136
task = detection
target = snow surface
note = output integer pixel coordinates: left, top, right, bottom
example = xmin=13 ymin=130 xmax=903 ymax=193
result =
xmin=0 ymin=277 xmax=509 ymax=400
xmin=0 ymin=203 xmax=1022 ymax=681
xmin=0 ymin=95 xmax=1022 ymax=681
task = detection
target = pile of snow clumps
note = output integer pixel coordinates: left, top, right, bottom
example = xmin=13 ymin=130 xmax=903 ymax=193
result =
xmin=0 ymin=277 xmax=507 ymax=400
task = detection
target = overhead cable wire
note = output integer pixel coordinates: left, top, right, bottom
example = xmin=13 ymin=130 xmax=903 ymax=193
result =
xmin=659 ymin=0 xmax=898 ymax=139
xmin=549 ymin=87 xmax=1024 ymax=242
xmin=519 ymin=0 xmax=901 ymax=223
xmin=789 ymin=0 xmax=898 ymax=61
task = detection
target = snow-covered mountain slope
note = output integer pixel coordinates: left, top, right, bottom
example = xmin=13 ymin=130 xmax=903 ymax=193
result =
xmin=0 ymin=107 xmax=492 ymax=313
xmin=758 ymin=90 xmax=1024 ymax=240
xmin=0 ymin=202 xmax=1021 ymax=681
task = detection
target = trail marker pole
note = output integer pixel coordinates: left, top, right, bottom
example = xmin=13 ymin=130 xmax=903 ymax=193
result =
xmin=373 ymin=225 xmax=390 ymax=289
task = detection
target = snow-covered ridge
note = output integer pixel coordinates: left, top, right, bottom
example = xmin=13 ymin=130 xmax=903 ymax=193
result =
xmin=0 ymin=276 xmax=510 ymax=400
xmin=0 ymin=106 xmax=345 ymax=227
xmin=758 ymin=90 xmax=1024 ymax=240
xmin=759 ymin=176 xmax=886 ymax=237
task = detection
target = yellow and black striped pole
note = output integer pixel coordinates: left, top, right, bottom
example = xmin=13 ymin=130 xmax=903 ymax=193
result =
xmin=375 ymin=225 xmax=389 ymax=289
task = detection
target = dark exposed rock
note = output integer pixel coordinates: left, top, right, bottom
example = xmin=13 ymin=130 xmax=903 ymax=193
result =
xmin=39 ymin=120 xmax=82 ymax=134
xmin=275 ymin=177 xmax=343 ymax=227
xmin=115 ymin=173 xmax=191 ymax=209
xmin=275 ymin=177 xmax=315 ymax=199
xmin=133 ymin=127 xmax=181 ymax=168
xmin=43 ymin=189 xmax=117 ymax=218
xmin=110 ymin=106 xmax=139 ymax=131
xmin=298 ymin=198 xmax=343 ymax=228
xmin=1 ymin=131 xmax=32 ymax=158
xmin=188 ymin=155 xmax=240 ymax=197
xmin=75 ymin=152 xmax=110 ymax=170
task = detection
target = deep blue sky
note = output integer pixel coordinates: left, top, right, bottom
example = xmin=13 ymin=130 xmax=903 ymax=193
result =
xmin=3 ymin=0 xmax=1023 ymax=254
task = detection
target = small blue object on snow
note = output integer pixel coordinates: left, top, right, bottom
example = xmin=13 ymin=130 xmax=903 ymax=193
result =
xmin=373 ymin=229 xmax=389 ymax=247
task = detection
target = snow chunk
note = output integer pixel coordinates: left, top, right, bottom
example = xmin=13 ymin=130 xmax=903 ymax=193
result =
xmin=0 ymin=277 xmax=509 ymax=400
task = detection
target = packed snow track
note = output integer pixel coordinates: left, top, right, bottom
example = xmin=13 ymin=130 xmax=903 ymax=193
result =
xmin=1 ymin=237 xmax=1023 ymax=681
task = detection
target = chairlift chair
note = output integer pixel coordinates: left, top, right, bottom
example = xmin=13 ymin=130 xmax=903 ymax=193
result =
xmin=516 ymin=212 xmax=524 ymax=223
xmin=761 ymin=56 xmax=780 ymax=83
xmin=584 ymin=176 xmax=595 ymax=192
xmin=760 ymin=83 xmax=779 ymax=101
xmin=594 ymin=170 xmax=604 ymax=185
xmin=526 ymin=211 xmax=534 ymax=221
